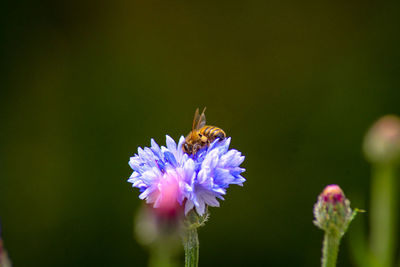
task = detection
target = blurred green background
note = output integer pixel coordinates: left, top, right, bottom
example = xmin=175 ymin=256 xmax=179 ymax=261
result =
xmin=1 ymin=0 xmax=400 ymax=266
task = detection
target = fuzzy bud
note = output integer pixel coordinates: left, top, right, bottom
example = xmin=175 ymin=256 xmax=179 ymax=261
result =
xmin=363 ymin=115 xmax=400 ymax=164
xmin=0 ymin=229 xmax=11 ymax=267
xmin=313 ymin=185 xmax=355 ymax=236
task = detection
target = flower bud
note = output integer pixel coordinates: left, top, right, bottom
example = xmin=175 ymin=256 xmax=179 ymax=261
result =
xmin=313 ymin=185 xmax=355 ymax=236
xmin=363 ymin=115 xmax=400 ymax=164
xmin=154 ymin=173 xmax=182 ymax=219
xmin=134 ymin=205 xmax=182 ymax=267
xmin=0 ymin=228 xmax=11 ymax=267
xmin=134 ymin=204 xmax=183 ymax=246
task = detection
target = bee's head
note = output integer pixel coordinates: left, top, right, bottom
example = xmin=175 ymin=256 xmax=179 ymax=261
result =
xmin=190 ymin=131 xmax=202 ymax=142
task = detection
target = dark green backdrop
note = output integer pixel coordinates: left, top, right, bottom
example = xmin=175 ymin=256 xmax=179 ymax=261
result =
xmin=1 ymin=1 xmax=400 ymax=266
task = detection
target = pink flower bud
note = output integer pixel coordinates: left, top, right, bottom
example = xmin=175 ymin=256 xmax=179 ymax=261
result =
xmin=364 ymin=115 xmax=400 ymax=164
xmin=320 ymin=185 xmax=345 ymax=204
xmin=0 ymin=238 xmax=11 ymax=267
xmin=155 ymin=174 xmax=182 ymax=218
xmin=314 ymin=184 xmax=354 ymax=235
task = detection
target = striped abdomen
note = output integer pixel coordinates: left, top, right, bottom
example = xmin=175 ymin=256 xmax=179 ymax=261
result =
xmin=199 ymin=125 xmax=226 ymax=142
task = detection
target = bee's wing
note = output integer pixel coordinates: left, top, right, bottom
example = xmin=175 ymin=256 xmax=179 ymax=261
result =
xmin=192 ymin=107 xmax=207 ymax=130
xmin=197 ymin=107 xmax=207 ymax=129
xmin=192 ymin=108 xmax=200 ymax=130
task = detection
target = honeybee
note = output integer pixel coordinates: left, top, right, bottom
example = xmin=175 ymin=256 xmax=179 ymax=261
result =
xmin=183 ymin=108 xmax=226 ymax=155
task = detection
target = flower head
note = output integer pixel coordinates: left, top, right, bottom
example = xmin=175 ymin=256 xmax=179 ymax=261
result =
xmin=363 ymin=115 xmax=400 ymax=164
xmin=320 ymin=185 xmax=345 ymax=204
xmin=313 ymin=184 xmax=357 ymax=236
xmin=0 ymin=224 xmax=11 ymax=267
xmin=128 ymin=135 xmax=245 ymax=216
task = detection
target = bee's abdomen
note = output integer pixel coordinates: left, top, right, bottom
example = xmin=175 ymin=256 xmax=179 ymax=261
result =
xmin=200 ymin=126 xmax=226 ymax=141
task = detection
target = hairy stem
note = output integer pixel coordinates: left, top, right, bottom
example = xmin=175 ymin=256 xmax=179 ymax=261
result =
xmin=183 ymin=228 xmax=199 ymax=267
xmin=322 ymin=231 xmax=341 ymax=267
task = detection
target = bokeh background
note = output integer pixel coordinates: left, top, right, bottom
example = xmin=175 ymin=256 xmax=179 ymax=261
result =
xmin=1 ymin=1 xmax=400 ymax=266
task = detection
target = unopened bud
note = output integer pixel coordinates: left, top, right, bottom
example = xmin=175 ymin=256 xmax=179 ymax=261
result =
xmin=363 ymin=115 xmax=400 ymax=164
xmin=0 ymin=226 xmax=11 ymax=267
xmin=313 ymin=185 xmax=355 ymax=236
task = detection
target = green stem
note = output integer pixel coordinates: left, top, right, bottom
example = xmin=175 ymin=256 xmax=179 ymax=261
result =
xmin=148 ymin=244 xmax=177 ymax=267
xmin=370 ymin=164 xmax=397 ymax=267
xmin=183 ymin=228 xmax=199 ymax=267
xmin=322 ymin=231 xmax=341 ymax=267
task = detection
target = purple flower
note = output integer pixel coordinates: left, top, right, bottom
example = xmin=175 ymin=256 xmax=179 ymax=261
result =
xmin=128 ymin=135 xmax=245 ymax=216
